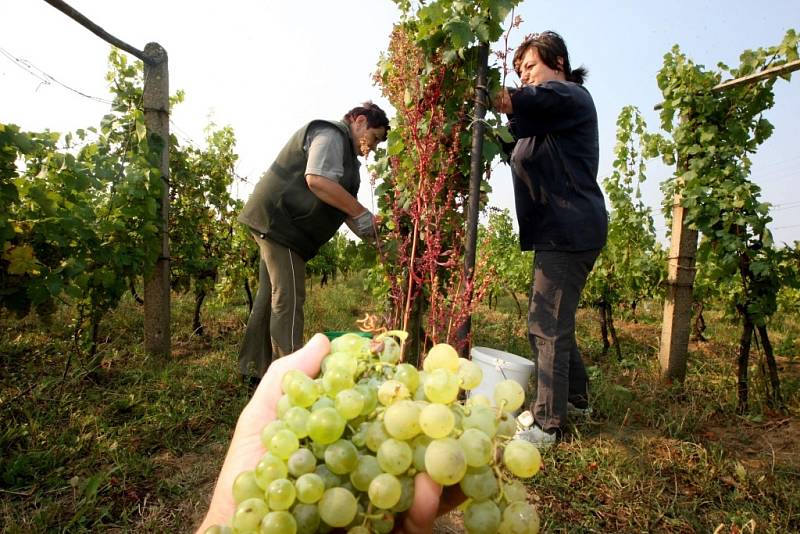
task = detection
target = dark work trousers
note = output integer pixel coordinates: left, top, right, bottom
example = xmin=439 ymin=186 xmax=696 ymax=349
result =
xmin=528 ymin=249 xmax=600 ymax=433
xmin=238 ymin=234 xmax=306 ymax=378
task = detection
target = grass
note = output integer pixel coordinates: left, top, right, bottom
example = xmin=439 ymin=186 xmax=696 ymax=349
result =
xmin=1 ymin=275 xmax=798 ymax=533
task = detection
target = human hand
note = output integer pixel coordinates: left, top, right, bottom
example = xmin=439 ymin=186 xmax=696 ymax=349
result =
xmin=396 ymin=475 xmax=465 ymax=534
xmin=492 ymin=87 xmax=514 ymax=114
xmin=196 ymin=334 xmax=331 ymax=533
xmin=195 ymin=334 xmax=461 ymax=534
xmin=346 ymin=209 xmax=378 ymax=244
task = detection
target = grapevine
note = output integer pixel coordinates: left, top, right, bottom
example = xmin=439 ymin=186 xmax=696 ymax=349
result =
xmin=1 ymin=49 xmax=163 ymax=361
xmin=651 ymin=29 xmax=799 ymax=409
xmin=583 ymin=106 xmax=665 ymax=358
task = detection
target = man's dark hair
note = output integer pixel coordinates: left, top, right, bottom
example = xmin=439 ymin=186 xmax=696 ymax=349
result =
xmin=344 ymin=101 xmax=390 ymax=138
xmin=513 ymin=31 xmax=588 ymax=85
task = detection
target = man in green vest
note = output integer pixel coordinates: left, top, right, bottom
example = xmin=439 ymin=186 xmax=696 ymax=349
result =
xmin=237 ymin=102 xmax=390 ymax=384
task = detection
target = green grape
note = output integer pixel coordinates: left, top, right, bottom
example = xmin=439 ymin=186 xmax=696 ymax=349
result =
xmin=458 ymin=358 xmax=483 ymax=390
xmin=231 ymin=497 xmax=268 ymax=533
xmin=339 ymin=480 xmax=357 ymax=496
xmin=503 ymin=439 xmax=542 ymax=478
xmin=383 ymin=399 xmax=422 ymax=440
xmin=368 ymin=472 xmax=402 ymax=509
xmin=348 ymin=526 xmax=371 ymax=534
xmin=458 ymin=427 xmax=493 ymax=467
xmin=365 ymin=421 xmax=391 ymax=452
xmin=393 ymin=363 xmax=420 ymax=393
xmin=379 ymin=336 xmax=401 ymax=364
xmin=422 ymin=343 xmax=460 ymax=373
xmin=330 ymin=333 xmax=370 ymax=355
xmin=281 ymin=369 xmax=306 ymax=394
xmin=350 ymin=454 xmax=382 ymax=492
xmin=277 ymin=394 xmax=292 ymax=418
xmin=324 ymin=439 xmax=359 ymax=475
xmin=318 ymin=487 xmax=358 ymax=528
xmin=267 ymin=478 xmax=296 ymax=510
xmin=287 ymin=373 xmax=320 ymax=408
xmin=424 ymin=437 xmax=467 ymax=486
xmin=310 ymin=440 xmax=328 ymax=460
xmin=370 ymin=512 xmax=395 ymax=534
xmin=391 ymin=475 xmax=415 ymax=513
xmin=413 ymin=371 xmax=429 ymax=401
xmin=311 ymin=395 xmax=335 ymax=412
xmin=494 ymin=380 xmax=525 ymax=413
xmin=260 ymin=510 xmax=297 ymax=534
xmin=313 ymin=377 xmax=325 ymax=393
xmin=502 ymin=480 xmax=528 ymax=503
xmin=287 ymin=448 xmax=316 ymax=478
xmin=466 ymin=394 xmax=492 ymax=408
xmin=350 ymin=422 xmax=368 ymax=448
xmin=335 ymin=388 xmax=365 ymax=420
xmin=378 ymin=379 xmax=410 ymax=406
xmin=423 ymin=368 xmax=459 ymax=404
xmin=459 ymin=465 xmax=499 ymax=501
xmin=419 ymin=402 xmax=455 ymax=438
xmin=254 ymin=452 xmax=288 ymax=489
xmin=377 ymin=438 xmax=413 ymax=475
xmin=308 ymin=407 xmax=346 ymax=444
xmin=464 ymin=499 xmax=502 ymax=534
xmin=292 ymin=503 xmax=320 ymax=534
xmin=284 ymin=406 xmax=311 ymax=438
xmin=462 ymin=404 xmax=498 ymax=437
xmin=232 ymin=470 xmax=264 ymax=504
xmin=269 ymin=428 xmax=300 ymax=459
xmin=314 ymin=464 xmax=342 ymax=489
xmin=202 ymin=526 xmax=232 ymax=534
xmin=498 ymin=502 xmax=540 ymax=534
xmin=260 ymin=420 xmax=288 ymax=449
xmin=322 ymin=366 xmax=354 ymax=396
xmin=451 ymin=405 xmax=464 ymax=430
xmin=355 ymin=384 xmax=378 ymax=416
xmin=411 ymin=434 xmax=432 ymax=471
xmin=497 ymin=411 xmax=517 ymax=438
xmin=417 ymin=370 xmax=429 ymax=386
xmin=295 ymin=473 xmax=325 ymax=504
xmin=324 ymin=351 xmax=359 ymax=376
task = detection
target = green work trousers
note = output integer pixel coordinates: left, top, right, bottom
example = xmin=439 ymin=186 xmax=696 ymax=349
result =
xmin=238 ymin=234 xmax=306 ymax=378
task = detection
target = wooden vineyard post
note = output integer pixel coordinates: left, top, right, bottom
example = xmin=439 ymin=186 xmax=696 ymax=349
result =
xmin=658 ymin=156 xmax=698 ymax=382
xmin=143 ymin=43 xmax=171 ymax=358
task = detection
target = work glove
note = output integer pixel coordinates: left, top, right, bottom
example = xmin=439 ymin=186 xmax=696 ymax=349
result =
xmin=346 ymin=209 xmax=378 ymax=245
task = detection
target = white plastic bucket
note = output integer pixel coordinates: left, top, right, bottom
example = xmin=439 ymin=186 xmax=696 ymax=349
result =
xmin=470 ymin=347 xmax=535 ymax=410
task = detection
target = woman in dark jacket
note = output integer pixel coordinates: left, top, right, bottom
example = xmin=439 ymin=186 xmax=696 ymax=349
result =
xmin=493 ymin=31 xmax=608 ymax=447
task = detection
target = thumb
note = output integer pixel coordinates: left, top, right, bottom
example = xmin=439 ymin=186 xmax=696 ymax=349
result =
xmin=244 ymin=333 xmax=330 ymax=422
xmin=398 ymin=473 xmax=443 ymax=534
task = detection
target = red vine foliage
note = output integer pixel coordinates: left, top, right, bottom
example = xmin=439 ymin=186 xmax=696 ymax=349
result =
xmin=372 ymin=25 xmax=494 ymax=354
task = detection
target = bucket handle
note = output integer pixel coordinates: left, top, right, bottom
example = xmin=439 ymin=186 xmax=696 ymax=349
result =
xmin=493 ymin=358 xmax=509 ymax=380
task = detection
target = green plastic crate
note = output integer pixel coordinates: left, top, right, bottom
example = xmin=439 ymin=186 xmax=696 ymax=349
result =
xmin=323 ymin=331 xmax=373 ymax=341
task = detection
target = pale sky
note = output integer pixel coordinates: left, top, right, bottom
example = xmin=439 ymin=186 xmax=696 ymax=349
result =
xmin=2 ymin=0 xmax=799 ymax=245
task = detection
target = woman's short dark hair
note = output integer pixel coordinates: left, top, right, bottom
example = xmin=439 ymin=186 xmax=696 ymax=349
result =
xmin=513 ymin=31 xmax=588 ymax=85
xmin=344 ymin=101 xmax=390 ymax=136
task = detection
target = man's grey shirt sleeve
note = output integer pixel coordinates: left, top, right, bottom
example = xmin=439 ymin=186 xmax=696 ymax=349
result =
xmin=304 ymin=124 xmax=345 ymax=182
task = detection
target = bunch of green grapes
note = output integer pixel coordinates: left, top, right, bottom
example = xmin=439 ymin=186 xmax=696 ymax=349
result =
xmin=205 ymin=333 xmax=542 ymax=534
